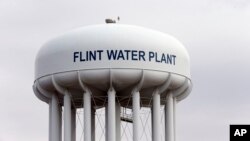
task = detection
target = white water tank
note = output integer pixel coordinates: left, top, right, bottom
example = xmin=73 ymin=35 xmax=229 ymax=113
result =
xmin=33 ymin=24 xmax=192 ymax=141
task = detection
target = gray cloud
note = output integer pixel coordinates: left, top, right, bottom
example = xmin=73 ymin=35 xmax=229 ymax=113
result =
xmin=0 ymin=0 xmax=250 ymax=141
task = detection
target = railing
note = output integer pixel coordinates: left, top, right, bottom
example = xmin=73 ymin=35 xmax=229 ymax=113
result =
xmin=120 ymin=107 xmax=133 ymax=123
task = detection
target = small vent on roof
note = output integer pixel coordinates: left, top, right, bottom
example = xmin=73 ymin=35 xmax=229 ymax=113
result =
xmin=105 ymin=18 xmax=116 ymax=24
xmin=105 ymin=17 xmax=120 ymax=24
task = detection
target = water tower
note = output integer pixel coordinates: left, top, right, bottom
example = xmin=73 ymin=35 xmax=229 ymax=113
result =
xmin=33 ymin=23 xmax=192 ymax=141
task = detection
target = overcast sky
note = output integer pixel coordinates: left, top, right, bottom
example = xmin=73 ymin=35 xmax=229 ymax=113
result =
xmin=0 ymin=0 xmax=250 ymax=141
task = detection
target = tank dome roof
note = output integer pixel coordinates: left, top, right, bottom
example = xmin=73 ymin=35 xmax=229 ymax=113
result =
xmin=35 ymin=24 xmax=190 ymax=80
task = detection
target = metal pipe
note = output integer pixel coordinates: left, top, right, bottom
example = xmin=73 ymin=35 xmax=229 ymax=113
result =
xmin=115 ymin=101 xmax=121 ymax=141
xmin=132 ymin=91 xmax=140 ymax=141
xmin=108 ymin=87 xmax=116 ymax=141
xmin=71 ymin=108 xmax=76 ymax=141
xmin=152 ymin=91 xmax=161 ymax=141
xmin=59 ymin=106 xmax=62 ymax=141
xmin=91 ymin=108 xmax=96 ymax=141
xmin=49 ymin=100 xmax=52 ymax=141
xmin=51 ymin=94 xmax=61 ymax=141
xmin=64 ymin=91 xmax=71 ymax=141
xmin=84 ymin=90 xmax=91 ymax=141
xmin=131 ymin=70 xmax=144 ymax=141
xmin=151 ymin=106 xmax=154 ymax=140
xmin=165 ymin=92 xmax=174 ymax=141
xmin=105 ymin=104 xmax=108 ymax=141
xmin=78 ymin=71 xmax=93 ymax=141
xmin=173 ymin=97 xmax=176 ymax=141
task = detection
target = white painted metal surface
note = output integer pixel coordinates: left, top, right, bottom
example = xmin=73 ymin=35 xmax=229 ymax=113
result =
xmin=132 ymin=91 xmax=140 ymax=141
xmin=115 ymin=101 xmax=121 ymax=141
xmin=33 ymin=24 xmax=192 ymax=141
xmin=51 ymin=94 xmax=60 ymax=141
xmin=35 ymin=24 xmax=190 ymax=80
xmin=165 ymin=93 xmax=174 ymax=141
xmin=49 ymin=100 xmax=52 ymax=141
xmin=105 ymin=104 xmax=108 ymax=141
xmin=152 ymin=91 xmax=161 ymax=141
xmin=91 ymin=108 xmax=95 ymax=141
xmin=64 ymin=91 xmax=71 ymax=141
xmin=108 ymin=88 xmax=116 ymax=141
xmin=84 ymin=91 xmax=91 ymax=141
xmin=71 ymin=108 xmax=76 ymax=141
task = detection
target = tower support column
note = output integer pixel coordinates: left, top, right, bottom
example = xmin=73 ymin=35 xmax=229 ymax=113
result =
xmin=91 ymin=108 xmax=96 ymax=141
xmin=84 ymin=91 xmax=91 ymax=141
xmin=115 ymin=100 xmax=121 ymax=141
xmin=108 ymin=88 xmax=116 ymax=141
xmin=64 ymin=91 xmax=72 ymax=141
xmin=105 ymin=104 xmax=108 ymax=141
xmin=173 ymin=97 xmax=176 ymax=141
xmin=165 ymin=92 xmax=174 ymax=141
xmin=49 ymin=100 xmax=52 ymax=141
xmin=59 ymin=106 xmax=62 ymax=141
xmin=132 ymin=91 xmax=140 ymax=141
xmin=152 ymin=91 xmax=161 ymax=141
xmin=71 ymin=107 xmax=76 ymax=141
xmin=51 ymin=94 xmax=61 ymax=141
